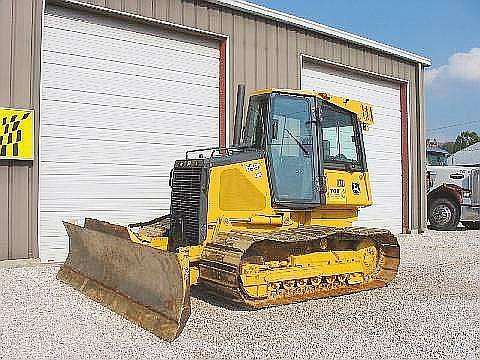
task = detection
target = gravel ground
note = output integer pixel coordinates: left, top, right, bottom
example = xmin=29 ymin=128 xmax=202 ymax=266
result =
xmin=1 ymin=230 xmax=479 ymax=360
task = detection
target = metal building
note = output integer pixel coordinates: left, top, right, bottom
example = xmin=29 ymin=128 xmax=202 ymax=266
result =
xmin=0 ymin=0 xmax=430 ymax=262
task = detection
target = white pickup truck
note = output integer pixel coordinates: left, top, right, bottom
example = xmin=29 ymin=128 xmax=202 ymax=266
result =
xmin=427 ymin=147 xmax=480 ymax=230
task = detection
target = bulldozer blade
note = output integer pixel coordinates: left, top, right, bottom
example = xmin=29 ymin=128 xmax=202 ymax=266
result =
xmin=57 ymin=219 xmax=190 ymax=342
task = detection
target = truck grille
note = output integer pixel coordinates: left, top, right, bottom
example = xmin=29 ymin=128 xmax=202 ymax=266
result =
xmin=471 ymin=169 xmax=480 ymax=206
xmin=170 ymin=164 xmax=203 ymax=246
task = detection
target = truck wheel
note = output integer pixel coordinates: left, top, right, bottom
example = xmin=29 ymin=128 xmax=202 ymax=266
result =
xmin=462 ymin=221 xmax=480 ymax=230
xmin=428 ymin=198 xmax=460 ymax=231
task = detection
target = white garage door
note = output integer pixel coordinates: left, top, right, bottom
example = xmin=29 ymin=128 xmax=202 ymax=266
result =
xmin=39 ymin=6 xmax=220 ymax=262
xmin=302 ymin=62 xmax=403 ymax=233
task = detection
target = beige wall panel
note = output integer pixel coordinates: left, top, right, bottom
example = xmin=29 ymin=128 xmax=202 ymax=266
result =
xmin=106 ymin=0 xmax=122 ymax=11
xmin=408 ymin=68 xmax=418 ymax=230
xmin=385 ymin=57 xmax=393 ymax=76
xmin=12 ymin=1 xmax=33 ymax=107
xmin=154 ymin=0 xmax=168 ymax=20
xmin=277 ymin=24 xmax=287 ymax=88
xmin=326 ymin=38 xmax=335 ymax=60
xmin=306 ymin=34 xmax=315 ymax=57
xmin=29 ymin=0 xmax=42 ymax=259
xmin=233 ymin=13 xmax=245 ymax=86
xmin=295 ymin=31 xmax=306 ymax=55
xmin=340 ymin=41 xmax=349 ymax=65
xmin=138 ymin=0 xmax=153 ymax=17
xmin=314 ymin=35 xmax=326 ymax=60
xmin=195 ymin=2 xmax=209 ymax=30
xmin=392 ymin=59 xmax=400 ymax=78
xmin=0 ymin=0 xmax=13 ymax=106
xmin=333 ymin=40 xmax=342 ymax=62
xmin=265 ymin=21 xmax=278 ymax=87
xmin=123 ymin=0 xmax=139 ymax=13
xmin=255 ymin=20 xmax=266 ymax=89
xmin=220 ymin=9 xmax=234 ymax=139
xmin=379 ymin=56 xmax=387 ymax=75
xmin=287 ymin=28 xmax=297 ymax=88
xmin=0 ymin=166 xmax=9 ymax=259
xmin=182 ymin=0 xmax=195 ymax=27
xmin=244 ymin=16 xmax=256 ymax=96
xmin=208 ymin=6 xmax=221 ymax=33
xmin=11 ymin=0 xmax=34 ymax=259
xmin=168 ymin=0 xmax=182 ymax=23
xmin=10 ymin=165 xmax=30 ymax=259
xmin=417 ymin=65 xmax=426 ymax=230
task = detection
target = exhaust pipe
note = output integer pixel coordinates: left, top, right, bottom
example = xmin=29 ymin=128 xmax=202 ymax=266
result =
xmin=233 ymin=84 xmax=246 ymax=147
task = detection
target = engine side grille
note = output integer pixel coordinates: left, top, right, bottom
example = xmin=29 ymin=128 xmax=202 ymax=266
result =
xmin=170 ymin=165 xmax=203 ymax=246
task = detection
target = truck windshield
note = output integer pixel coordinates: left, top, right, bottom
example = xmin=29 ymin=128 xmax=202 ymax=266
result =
xmin=267 ymin=94 xmax=319 ymax=204
xmin=321 ymin=104 xmax=363 ymax=171
xmin=427 ymin=151 xmax=448 ymax=166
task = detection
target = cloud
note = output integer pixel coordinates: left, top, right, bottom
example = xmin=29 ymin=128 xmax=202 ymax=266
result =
xmin=426 ymin=48 xmax=480 ymax=86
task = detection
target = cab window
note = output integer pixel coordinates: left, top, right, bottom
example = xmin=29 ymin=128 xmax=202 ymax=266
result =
xmin=321 ymin=104 xmax=364 ymax=170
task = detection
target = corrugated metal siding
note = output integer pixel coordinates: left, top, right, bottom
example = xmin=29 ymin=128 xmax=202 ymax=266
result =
xmin=0 ymin=0 xmax=41 ymax=260
xmin=1 ymin=0 xmax=425 ymax=260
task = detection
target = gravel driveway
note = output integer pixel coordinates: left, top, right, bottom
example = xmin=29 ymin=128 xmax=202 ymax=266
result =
xmin=1 ymin=230 xmax=479 ymax=360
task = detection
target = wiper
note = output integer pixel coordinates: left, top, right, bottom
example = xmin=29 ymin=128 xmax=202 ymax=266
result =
xmin=284 ymin=128 xmax=309 ymax=155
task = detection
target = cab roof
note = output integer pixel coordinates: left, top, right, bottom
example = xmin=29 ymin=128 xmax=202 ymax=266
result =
xmin=250 ymin=88 xmax=375 ymax=126
xmin=251 ymin=88 xmax=325 ymax=97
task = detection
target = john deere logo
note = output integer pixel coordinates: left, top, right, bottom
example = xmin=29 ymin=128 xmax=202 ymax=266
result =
xmin=0 ymin=108 xmax=34 ymax=160
xmin=352 ymin=183 xmax=361 ymax=195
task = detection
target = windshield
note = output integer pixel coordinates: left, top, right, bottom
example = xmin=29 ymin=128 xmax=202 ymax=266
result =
xmin=268 ymin=94 xmax=319 ymax=204
xmin=427 ymin=151 xmax=448 ymax=166
xmin=321 ymin=104 xmax=363 ymax=170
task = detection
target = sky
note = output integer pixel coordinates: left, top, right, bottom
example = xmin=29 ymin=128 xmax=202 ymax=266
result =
xmin=250 ymin=0 xmax=480 ymax=142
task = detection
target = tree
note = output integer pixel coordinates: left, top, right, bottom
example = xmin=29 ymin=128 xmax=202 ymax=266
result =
xmin=454 ymin=131 xmax=480 ymax=153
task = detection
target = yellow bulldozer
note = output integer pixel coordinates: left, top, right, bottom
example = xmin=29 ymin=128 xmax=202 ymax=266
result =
xmin=58 ymin=87 xmax=400 ymax=341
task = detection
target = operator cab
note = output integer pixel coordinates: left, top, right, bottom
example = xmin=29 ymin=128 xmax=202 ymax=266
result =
xmin=240 ymin=90 xmax=368 ymax=209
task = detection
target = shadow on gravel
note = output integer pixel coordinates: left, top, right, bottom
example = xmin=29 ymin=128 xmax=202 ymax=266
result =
xmin=426 ymin=225 xmax=468 ymax=231
xmin=190 ymin=286 xmax=252 ymax=312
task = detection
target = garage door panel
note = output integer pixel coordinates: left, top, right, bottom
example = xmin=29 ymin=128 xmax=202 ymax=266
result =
xmin=42 ymin=51 xmax=219 ymax=88
xmin=303 ymin=78 xmax=400 ymax=109
xmin=40 ymin=161 xmax=175 ymax=177
xmin=41 ymin=94 xmax=218 ymax=126
xmin=302 ymin=74 xmax=400 ymax=109
xmin=41 ymin=34 xmax=219 ymax=79
xmin=40 ymin=209 xmax=170 ymax=243
xmin=42 ymin=27 xmax=219 ymax=78
xmin=39 ymin=6 xmax=220 ymax=262
xmin=41 ymin=124 xmax=216 ymax=145
xmin=303 ymin=62 xmax=403 ymax=234
xmin=41 ymin=209 xmax=170 ymax=227
xmin=40 ymin=175 xmax=172 ymax=199
xmin=302 ymin=66 xmax=400 ymax=100
xmin=364 ymin=139 xmax=401 ymax=154
xmin=302 ymin=76 xmax=400 ymax=105
xmin=42 ymin=65 xmax=219 ymax=107
xmin=40 ymin=196 xmax=170 ymax=212
xmin=42 ymin=28 xmax=220 ymax=76
xmin=40 ymin=138 xmax=211 ymax=164
xmin=45 ymin=8 xmax=219 ymax=58
xmin=372 ymin=111 xmax=403 ymax=127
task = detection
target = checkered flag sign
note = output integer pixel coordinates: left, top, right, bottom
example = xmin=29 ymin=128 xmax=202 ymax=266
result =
xmin=0 ymin=108 xmax=34 ymax=160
